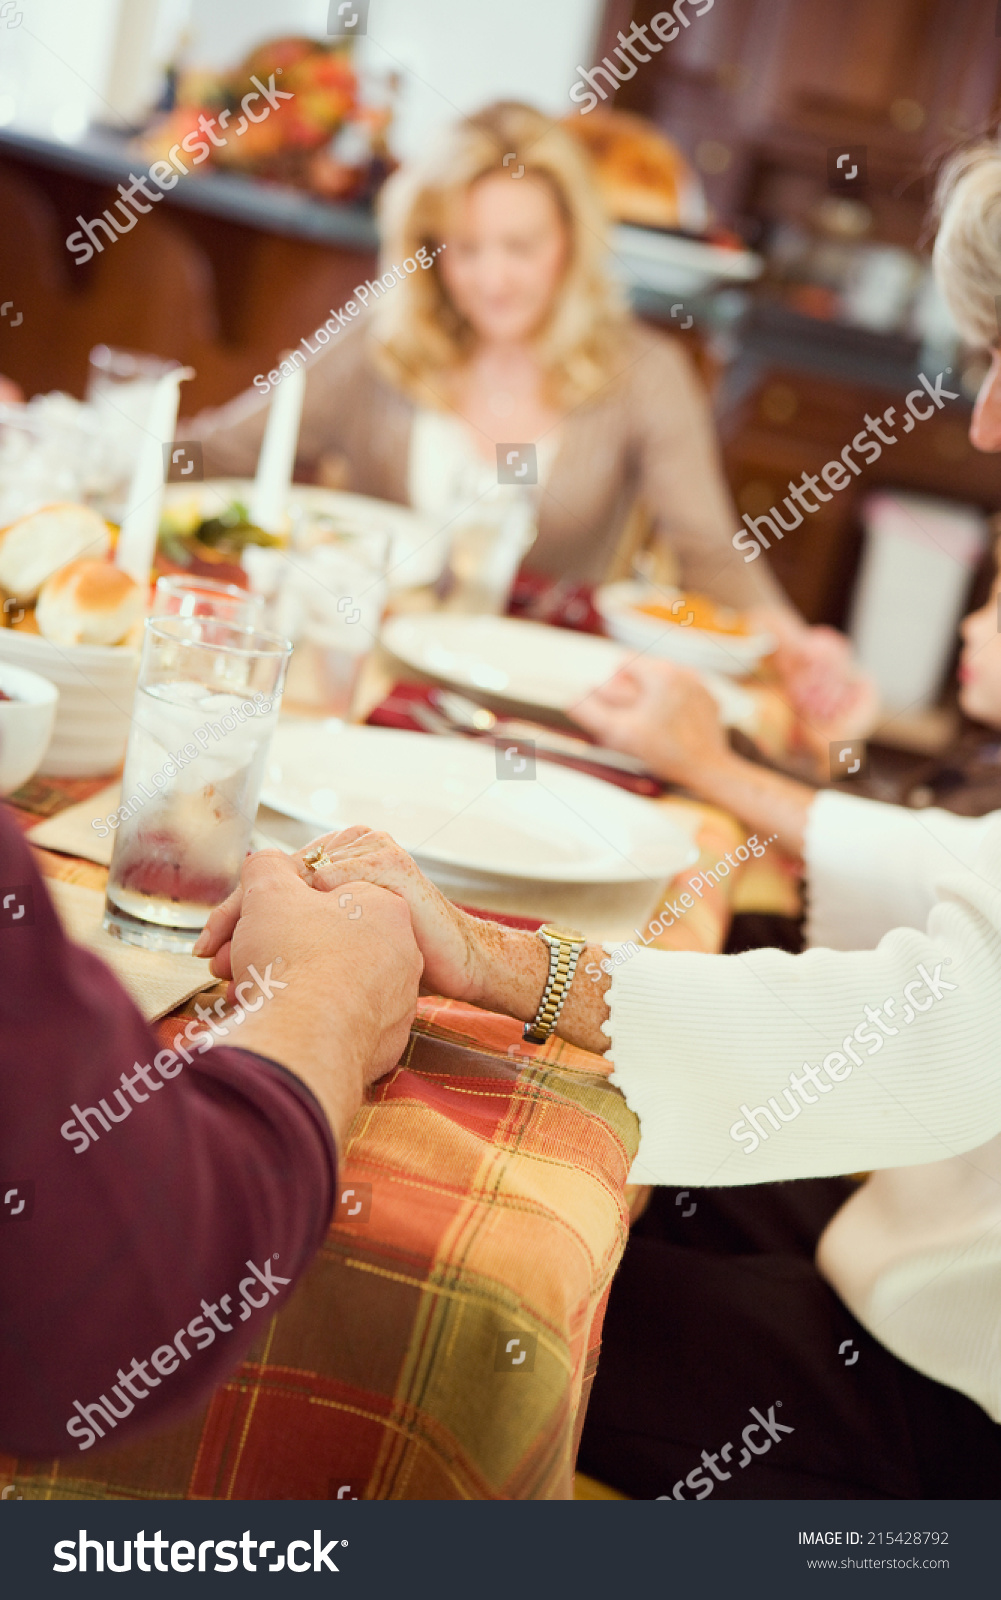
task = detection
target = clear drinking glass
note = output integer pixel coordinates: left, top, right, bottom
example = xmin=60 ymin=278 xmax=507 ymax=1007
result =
xmin=275 ymin=528 xmax=388 ymax=718
xmin=153 ymin=574 xmax=266 ymax=629
xmin=442 ymin=494 xmax=537 ymax=615
xmin=103 ymin=616 xmax=292 ymax=953
xmin=86 ymin=345 xmax=181 ymax=515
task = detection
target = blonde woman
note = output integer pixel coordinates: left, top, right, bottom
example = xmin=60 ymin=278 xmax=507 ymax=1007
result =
xmin=197 ymin=136 xmax=1001 ymax=1500
xmin=186 ymin=101 xmax=863 ymax=722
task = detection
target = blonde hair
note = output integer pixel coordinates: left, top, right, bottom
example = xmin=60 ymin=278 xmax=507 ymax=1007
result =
xmin=933 ymin=140 xmax=1001 ymax=346
xmin=369 ymin=101 xmax=628 ymax=409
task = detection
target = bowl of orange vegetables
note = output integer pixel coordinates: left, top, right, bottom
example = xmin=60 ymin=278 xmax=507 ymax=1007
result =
xmin=595 ymin=580 xmax=775 ymax=676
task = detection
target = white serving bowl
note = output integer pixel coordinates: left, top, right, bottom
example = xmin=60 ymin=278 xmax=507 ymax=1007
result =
xmin=595 ymin=581 xmax=775 ymax=677
xmin=0 ymin=629 xmax=138 ymax=777
xmin=0 ymin=660 xmax=59 ymax=794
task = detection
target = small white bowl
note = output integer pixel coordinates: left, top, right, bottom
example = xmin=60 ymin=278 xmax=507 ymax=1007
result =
xmin=0 ymin=630 xmax=138 ymax=777
xmin=595 ymin=581 xmax=775 ymax=677
xmin=0 ymin=661 xmax=59 ymax=795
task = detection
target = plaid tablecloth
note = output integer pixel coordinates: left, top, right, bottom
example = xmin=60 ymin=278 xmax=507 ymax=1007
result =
xmin=2 ymin=777 xmax=747 ymax=1501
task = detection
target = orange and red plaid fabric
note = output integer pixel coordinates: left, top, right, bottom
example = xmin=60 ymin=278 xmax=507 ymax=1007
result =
xmin=3 ymin=778 xmax=747 ymax=1500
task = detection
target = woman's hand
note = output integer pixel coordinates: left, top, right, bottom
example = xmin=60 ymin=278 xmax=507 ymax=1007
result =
xmin=197 ymin=826 xmax=491 ymax=1006
xmin=757 ymin=613 xmax=877 ymax=728
xmin=197 ymin=831 xmax=616 ymax=1056
xmin=572 ymin=658 xmax=730 ymax=786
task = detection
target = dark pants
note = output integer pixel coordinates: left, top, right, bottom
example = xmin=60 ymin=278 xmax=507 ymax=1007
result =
xmin=578 ymin=1180 xmax=1001 ymax=1499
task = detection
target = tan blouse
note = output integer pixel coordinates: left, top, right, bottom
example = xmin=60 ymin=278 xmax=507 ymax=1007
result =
xmin=184 ymin=317 xmax=788 ymax=612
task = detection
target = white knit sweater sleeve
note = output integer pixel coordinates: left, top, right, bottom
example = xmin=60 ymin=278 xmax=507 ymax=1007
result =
xmin=605 ymin=817 xmax=1001 ymax=1187
xmin=803 ymin=789 xmax=997 ymax=950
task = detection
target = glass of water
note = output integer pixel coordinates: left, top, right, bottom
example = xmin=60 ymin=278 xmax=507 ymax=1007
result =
xmin=275 ymin=528 xmax=388 ymax=718
xmin=153 ymin=573 xmax=266 ymax=629
xmin=103 ymin=616 xmax=292 ymax=953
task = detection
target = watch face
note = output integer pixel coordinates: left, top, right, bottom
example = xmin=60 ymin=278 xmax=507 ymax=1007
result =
xmin=540 ymin=924 xmax=586 ymax=944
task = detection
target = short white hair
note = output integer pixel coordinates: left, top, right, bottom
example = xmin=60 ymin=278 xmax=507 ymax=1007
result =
xmin=933 ymin=141 xmax=1001 ymax=347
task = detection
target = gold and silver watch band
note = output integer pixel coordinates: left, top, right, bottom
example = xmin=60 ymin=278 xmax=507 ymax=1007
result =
xmin=523 ymin=924 xmax=586 ymax=1044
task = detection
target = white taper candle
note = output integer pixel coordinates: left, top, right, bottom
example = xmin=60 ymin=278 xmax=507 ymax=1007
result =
xmin=250 ymin=356 xmax=306 ymax=535
xmin=115 ymin=365 xmax=195 ymax=586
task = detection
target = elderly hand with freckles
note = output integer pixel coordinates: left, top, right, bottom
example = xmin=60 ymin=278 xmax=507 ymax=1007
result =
xmin=195 ymin=826 xmax=616 ymax=1058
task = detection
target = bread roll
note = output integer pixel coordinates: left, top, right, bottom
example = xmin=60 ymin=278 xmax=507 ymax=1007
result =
xmin=36 ymin=559 xmax=145 ymax=647
xmin=0 ymin=504 xmax=111 ymax=601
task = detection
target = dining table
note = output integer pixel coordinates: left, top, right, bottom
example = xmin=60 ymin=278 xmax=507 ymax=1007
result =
xmin=0 ymin=615 xmax=802 ymax=1503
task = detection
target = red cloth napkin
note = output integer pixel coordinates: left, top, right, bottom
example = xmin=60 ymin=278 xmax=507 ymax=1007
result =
xmin=366 ymin=681 xmax=664 ymax=798
xmin=507 ymin=571 xmax=604 ymax=633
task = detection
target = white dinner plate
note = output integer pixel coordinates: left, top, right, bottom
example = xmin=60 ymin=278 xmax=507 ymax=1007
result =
xmin=261 ymin=721 xmax=698 ymax=884
xmin=162 ymin=480 xmax=449 ymax=590
xmin=381 ymin=613 xmax=758 ymax=733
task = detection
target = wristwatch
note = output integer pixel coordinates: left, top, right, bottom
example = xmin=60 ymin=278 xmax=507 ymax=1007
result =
xmin=523 ymin=924 xmax=587 ymax=1043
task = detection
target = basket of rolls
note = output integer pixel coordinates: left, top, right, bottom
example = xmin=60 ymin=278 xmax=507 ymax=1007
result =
xmin=0 ymin=503 xmax=145 ymax=777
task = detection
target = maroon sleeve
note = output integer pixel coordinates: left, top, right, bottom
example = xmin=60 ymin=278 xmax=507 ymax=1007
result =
xmin=0 ymin=803 xmax=337 ymax=1457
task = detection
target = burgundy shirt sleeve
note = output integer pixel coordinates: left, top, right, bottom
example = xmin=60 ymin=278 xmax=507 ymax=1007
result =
xmin=0 ymin=803 xmax=337 ymax=1457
